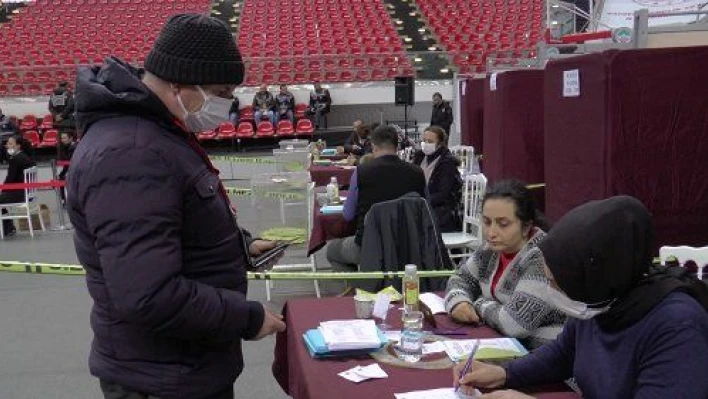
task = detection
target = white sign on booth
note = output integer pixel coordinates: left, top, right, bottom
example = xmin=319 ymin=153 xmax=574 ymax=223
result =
xmin=563 ymin=69 xmax=581 ymax=98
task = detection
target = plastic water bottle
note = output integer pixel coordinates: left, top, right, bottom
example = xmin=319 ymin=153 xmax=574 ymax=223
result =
xmin=403 ymin=264 xmax=420 ymax=315
xmin=399 ymin=310 xmax=424 ymax=362
xmin=326 ymin=177 xmax=339 ymax=204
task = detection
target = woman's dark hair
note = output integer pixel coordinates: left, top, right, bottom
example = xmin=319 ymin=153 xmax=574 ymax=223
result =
xmin=9 ymin=135 xmax=33 ymax=155
xmin=482 ymin=179 xmax=551 ymax=231
xmin=425 ymin=125 xmax=448 ymax=145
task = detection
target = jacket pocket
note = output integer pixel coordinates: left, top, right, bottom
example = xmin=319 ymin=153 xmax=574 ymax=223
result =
xmin=183 ymin=171 xmax=236 ymax=247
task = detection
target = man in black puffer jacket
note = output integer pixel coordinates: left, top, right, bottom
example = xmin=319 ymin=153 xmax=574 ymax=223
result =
xmin=67 ymin=14 xmax=285 ymax=399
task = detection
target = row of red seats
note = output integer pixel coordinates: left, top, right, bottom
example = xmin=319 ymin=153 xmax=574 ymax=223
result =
xmin=22 ymin=130 xmax=60 ymax=149
xmin=197 ymin=119 xmax=315 ymax=142
xmin=35 ymin=0 xmax=201 ymax=5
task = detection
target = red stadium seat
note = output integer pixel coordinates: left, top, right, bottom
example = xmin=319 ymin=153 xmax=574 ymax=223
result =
xmin=216 ymin=122 xmax=237 ymax=140
xmin=255 ymin=121 xmax=275 ymax=137
xmin=235 ymin=122 xmax=255 ymax=138
xmin=23 ymin=131 xmax=41 ymax=147
xmin=38 ymin=129 xmax=59 ymax=148
xmin=197 ymin=129 xmax=218 ymax=141
xmin=295 ymin=118 xmax=314 ymax=136
xmin=294 ymin=103 xmax=308 ymax=119
xmin=276 ymin=120 xmax=295 ymax=137
xmin=20 ymin=115 xmax=38 ymax=131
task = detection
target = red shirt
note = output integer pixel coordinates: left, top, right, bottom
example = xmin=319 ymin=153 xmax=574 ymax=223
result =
xmin=491 ymin=251 xmax=518 ymax=299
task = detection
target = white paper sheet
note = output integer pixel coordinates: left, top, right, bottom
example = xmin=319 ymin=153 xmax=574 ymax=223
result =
xmin=372 ymin=293 xmax=391 ymax=320
xmin=394 ymin=387 xmax=481 ymax=399
xmin=422 ymin=341 xmax=447 ymax=355
xmin=443 ymin=338 xmax=522 ymax=362
xmin=338 ymin=364 xmax=388 ymax=383
xmin=419 ymin=293 xmax=447 ymax=314
xmin=319 ymin=319 xmax=381 ymax=351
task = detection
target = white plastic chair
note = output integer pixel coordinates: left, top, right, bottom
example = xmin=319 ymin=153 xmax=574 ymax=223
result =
xmin=265 ymin=182 xmax=321 ymax=301
xmin=398 ymin=146 xmax=415 ymax=163
xmin=659 ymin=245 xmax=708 ymax=281
xmin=0 ymin=167 xmax=45 ymax=238
xmin=449 ymin=145 xmax=475 ymax=174
xmin=441 ymin=173 xmax=487 ymax=262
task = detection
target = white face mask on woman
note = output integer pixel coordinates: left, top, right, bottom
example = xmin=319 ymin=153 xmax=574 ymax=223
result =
xmin=7 ymin=148 xmax=18 ymax=157
xmin=420 ymin=141 xmax=437 ymax=156
xmin=545 ymin=285 xmax=614 ymax=320
xmin=176 ymin=85 xmax=232 ymax=132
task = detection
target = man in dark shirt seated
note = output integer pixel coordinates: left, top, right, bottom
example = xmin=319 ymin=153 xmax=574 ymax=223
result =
xmin=337 ymin=120 xmax=372 ymax=157
xmin=326 ymin=125 xmax=426 ymax=272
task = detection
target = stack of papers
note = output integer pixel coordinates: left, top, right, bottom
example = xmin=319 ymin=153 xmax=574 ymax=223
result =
xmin=419 ymin=293 xmax=447 ymax=314
xmin=442 ymin=338 xmax=528 ymax=362
xmin=394 ymin=387 xmax=481 ymax=399
xmin=319 ymin=320 xmax=383 ymax=351
xmin=338 ymin=364 xmax=388 ymax=383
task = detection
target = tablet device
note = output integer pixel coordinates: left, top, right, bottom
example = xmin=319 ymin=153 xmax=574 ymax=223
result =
xmin=252 ymin=242 xmax=289 ymax=270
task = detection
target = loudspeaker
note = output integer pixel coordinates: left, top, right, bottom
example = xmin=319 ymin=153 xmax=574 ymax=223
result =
xmin=394 ymin=76 xmax=415 ymax=106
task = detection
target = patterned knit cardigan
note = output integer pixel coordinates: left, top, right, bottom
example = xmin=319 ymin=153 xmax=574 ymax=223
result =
xmin=445 ymin=229 xmax=566 ymax=349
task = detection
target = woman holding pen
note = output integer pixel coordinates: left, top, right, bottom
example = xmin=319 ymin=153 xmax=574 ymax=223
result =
xmin=454 ymin=197 xmax=708 ymax=399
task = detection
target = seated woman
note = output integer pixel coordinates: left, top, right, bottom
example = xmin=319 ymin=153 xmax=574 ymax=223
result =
xmin=412 ymin=126 xmax=462 ymax=232
xmin=0 ymin=135 xmax=36 ymax=235
xmin=445 ymin=180 xmax=564 ymax=349
xmin=455 ymin=196 xmax=708 ymax=399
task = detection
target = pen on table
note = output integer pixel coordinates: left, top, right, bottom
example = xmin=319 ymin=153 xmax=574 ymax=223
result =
xmin=454 ymin=339 xmax=480 ymax=393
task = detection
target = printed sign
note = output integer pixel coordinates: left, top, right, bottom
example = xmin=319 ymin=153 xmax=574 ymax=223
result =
xmin=563 ymin=69 xmax=581 ymax=98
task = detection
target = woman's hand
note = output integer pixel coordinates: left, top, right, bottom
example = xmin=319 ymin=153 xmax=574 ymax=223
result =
xmin=480 ymin=390 xmax=535 ymax=399
xmin=452 ymin=360 xmax=507 ymax=395
xmin=451 ymin=302 xmax=480 ymax=324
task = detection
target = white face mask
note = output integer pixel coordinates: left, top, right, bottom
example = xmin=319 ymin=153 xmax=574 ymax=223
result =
xmin=421 ymin=141 xmax=437 ymax=156
xmin=176 ymin=85 xmax=232 ymax=132
xmin=7 ymin=148 xmax=18 ymax=156
xmin=545 ymin=285 xmax=614 ymax=320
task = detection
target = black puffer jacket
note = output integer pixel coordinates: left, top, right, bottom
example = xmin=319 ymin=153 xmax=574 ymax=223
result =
xmin=413 ymin=147 xmax=462 ymax=232
xmin=67 ymin=58 xmax=264 ymax=399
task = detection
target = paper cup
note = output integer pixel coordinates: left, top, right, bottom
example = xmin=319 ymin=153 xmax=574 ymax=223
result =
xmin=354 ymin=295 xmax=375 ymax=319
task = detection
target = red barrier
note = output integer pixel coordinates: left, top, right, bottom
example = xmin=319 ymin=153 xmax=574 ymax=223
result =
xmin=56 ymin=160 xmax=70 ymax=167
xmin=0 ymin=180 xmax=66 ymax=190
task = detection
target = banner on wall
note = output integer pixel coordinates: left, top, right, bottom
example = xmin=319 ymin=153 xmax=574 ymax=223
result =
xmin=600 ymin=0 xmax=703 ymax=28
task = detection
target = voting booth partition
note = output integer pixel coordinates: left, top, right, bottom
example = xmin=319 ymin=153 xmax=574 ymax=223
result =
xmin=544 ymin=46 xmax=708 ymax=252
xmin=482 ymin=69 xmax=546 ymax=211
xmin=458 ymin=77 xmax=486 ymax=152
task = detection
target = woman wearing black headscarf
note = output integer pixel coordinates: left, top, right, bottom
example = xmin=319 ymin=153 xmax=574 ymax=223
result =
xmin=454 ymin=196 xmax=708 ymax=399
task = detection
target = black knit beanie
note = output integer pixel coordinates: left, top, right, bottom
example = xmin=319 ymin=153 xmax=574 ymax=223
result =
xmin=144 ymin=13 xmax=244 ymax=85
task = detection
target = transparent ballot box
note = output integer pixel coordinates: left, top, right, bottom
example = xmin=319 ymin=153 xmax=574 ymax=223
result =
xmin=278 ymin=139 xmax=312 ymax=151
xmin=251 ymin=172 xmax=311 ymax=247
xmin=273 ymin=149 xmax=311 ymax=173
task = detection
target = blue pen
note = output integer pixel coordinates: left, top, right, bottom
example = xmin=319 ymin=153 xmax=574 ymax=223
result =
xmin=454 ymin=339 xmax=480 ymax=393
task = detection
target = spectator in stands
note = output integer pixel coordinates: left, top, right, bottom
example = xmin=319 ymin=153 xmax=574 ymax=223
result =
xmin=327 ymin=125 xmax=426 ymax=272
xmin=0 ymin=108 xmax=18 ymax=165
xmin=445 ymin=180 xmax=563 ymax=349
xmin=252 ymin=84 xmax=275 ymax=126
xmin=430 ymin=92 xmax=453 ymax=136
xmin=307 ymin=82 xmax=332 ymax=129
xmin=338 ymin=120 xmax=372 ymax=156
xmin=412 ymin=126 xmax=462 ymax=232
xmin=0 ymin=135 xmax=35 ymax=236
xmin=68 ymin=14 xmax=285 ymax=399
xmin=49 ymin=81 xmax=76 ymax=133
xmin=57 ymin=131 xmax=76 ymax=203
xmin=275 ymin=84 xmax=295 ymax=123
xmin=454 ymin=196 xmax=708 ymax=399
xmin=229 ymin=94 xmax=240 ymax=125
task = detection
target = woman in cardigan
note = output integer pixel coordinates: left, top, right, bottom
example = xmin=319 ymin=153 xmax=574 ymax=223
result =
xmin=445 ymin=180 xmax=564 ymax=349
xmin=412 ymin=126 xmax=462 ymax=232
xmin=454 ymin=196 xmax=708 ymax=399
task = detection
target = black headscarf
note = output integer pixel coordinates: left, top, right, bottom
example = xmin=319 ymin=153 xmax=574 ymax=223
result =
xmin=540 ymin=196 xmax=708 ymax=331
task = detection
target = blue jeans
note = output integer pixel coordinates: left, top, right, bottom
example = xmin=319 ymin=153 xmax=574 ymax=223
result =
xmin=277 ymin=110 xmax=294 ymax=123
xmin=229 ymin=112 xmax=239 ymax=125
xmin=254 ymin=109 xmax=276 ymax=126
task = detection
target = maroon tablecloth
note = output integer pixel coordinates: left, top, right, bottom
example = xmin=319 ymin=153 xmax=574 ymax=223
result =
xmin=272 ymin=297 xmax=579 ymax=399
xmin=310 ymin=165 xmax=355 ymax=187
xmin=307 ymin=190 xmax=357 ymax=256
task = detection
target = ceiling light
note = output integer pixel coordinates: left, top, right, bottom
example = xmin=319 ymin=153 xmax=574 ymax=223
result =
xmin=428 ymin=46 xmax=437 ymax=51
xmin=414 ymin=57 xmax=422 ymax=62
xmin=404 ymin=37 xmax=412 ymax=42
xmin=418 ymin=28 xmax=426 ymax=32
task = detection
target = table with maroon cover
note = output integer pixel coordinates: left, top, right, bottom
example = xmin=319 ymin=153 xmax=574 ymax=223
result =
xmin=307 ymin=190 xmax=356 ymax=256
xmin=309 ymin=165 xmax=356 ymax=187
xmin=273 ymin=296 xmax=579 ymax=399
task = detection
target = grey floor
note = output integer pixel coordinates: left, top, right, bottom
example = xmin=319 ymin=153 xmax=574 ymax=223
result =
xmin=0 ymin=161 xmax=346 ymax=399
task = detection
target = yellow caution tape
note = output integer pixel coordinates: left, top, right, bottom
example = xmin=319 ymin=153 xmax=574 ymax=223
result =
xmin=209 ymin=155 xmax=278 ymax=164
xmin=224 ymin=187 xmax=253 ymax=196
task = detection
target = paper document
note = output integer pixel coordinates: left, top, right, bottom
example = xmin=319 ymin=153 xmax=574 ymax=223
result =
xmin=384 ymin=330 xmax=401 ymax=342
xmin=422 ymin=341 xmax=447 ymax=355
xmin=372 ymin=293 xmax=391 ymax=320
xmin=419 ymin=293 xmax=447 ymax=314
xmin=319 ymin=319 xmax=381 ymax=351
xmin=394 ymin=387 xmax=481 ymax=399
xmin=338 ymin=364 xmax=388 ymax=383
xmin=443 ymin=338 xmax=526 ymax=362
